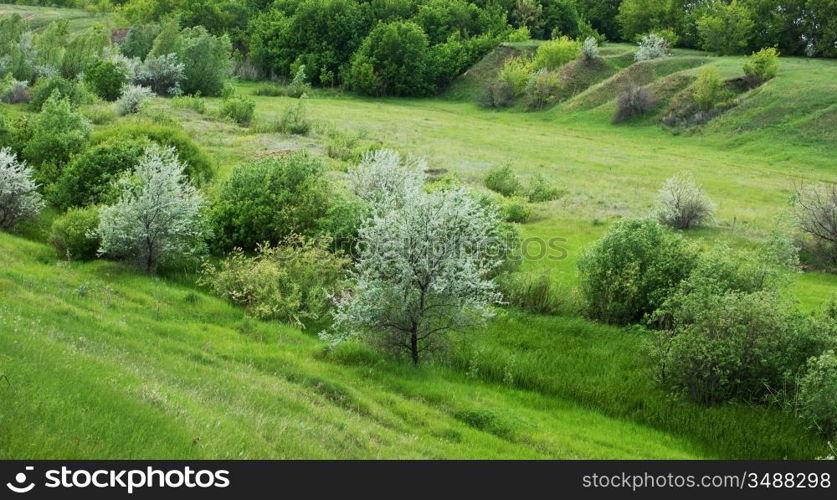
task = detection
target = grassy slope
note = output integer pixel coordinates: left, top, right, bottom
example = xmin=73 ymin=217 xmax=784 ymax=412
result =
xmin=0 ymin=4 xmax=114 ymax=31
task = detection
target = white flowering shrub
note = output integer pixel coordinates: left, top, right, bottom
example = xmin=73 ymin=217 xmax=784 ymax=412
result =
xmin=136 ymin=53 xmax=185 ymax=96
xmin=652 ymin=173 xmax=715 ymax=229
xmin=115 ymin=84 xmax=154 ymax=115
xmin=321 ymin=187 xmax=504 ymax=364
xmin=97 ymin=145 xmax=208 ymax=273
xmin=581 ymin=37 xmax=600 ymax=61
xmin=0 ymin=148 xmax=44 ymax=230
xmin=346 ymin=149 xmax=427 ymax=210
xmin=635 ymin=33 xmax=669 ymax=61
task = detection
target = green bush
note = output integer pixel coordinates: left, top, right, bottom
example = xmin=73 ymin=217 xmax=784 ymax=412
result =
xmin=484 ymin=165 xmax=522 ymax=197
xmin=20 ymin=93 xmax=91 ymax=175
xmin=177 ymin=26 xmax=232 ymax=96
xmin=275 ymin=101 xmax=311 ymax=135
xmin=497 ymin=57 xmax=532 ymax=97
xmin=797 ymin=350 xmax=837 ymax=439
xmin=502 ymin=196 xmax=532 ymax=223
xmin=50 ymin=138 xmax=149 ymax=210
xmin=120 ymin=24 xmax=158 ymax=59
xmin=210 ymin=152 xmax=331 ymax=251
xmin=479 ymin=79 xmax=515 ymax=108
xmin=691 ymin=66 xmax=729 ymax=112
xmin=91 ymin=123 xmax=213 ymax=184
xmin=525 ymin=69 xmax=559 ymax=110
xmin=49 ymin=205 xmax=101 ymax=261
xmin=30 ymin=77 xmax=89 ymax=111
xmin=84 ymin=59 xmax=129 ymax=101
xmin=743 ymin=47 xmax=780 ymax=86
xmin=347 ymin=21 xmax=434 ymax=97
xmin=696 ymin=0 xmax=754 ymax=55
xmin=532 ymin=36 xmax=580 ymax=71
xmin=201 ymin=235 xmax=349 ymax=327
xmin=527 ymin=173 xmax=563 ymax=202
xmin=655 ymin=291 xmax=826 ymax=406
xmin=61 ymin=25 xmax=110 ymax=79
xmin=578 ymin=218 xmax=697 ymax=325
xmin=219 ymin=95 xmax=255 ymax=126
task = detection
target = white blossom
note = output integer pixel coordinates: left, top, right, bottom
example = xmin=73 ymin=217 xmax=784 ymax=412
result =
xmin=0 ymin=148 xmax=44 ymax=230
xmin=346 ymin=149 xmax=427 ymax=211
xmin=97 ymin=145 xmax=208 ymax=273
xmin=115 ymin=84 xmax=154 ymax=115
xmin=321 ymin=187 xmax=505 ymax=364
xmin=635 ymin=33 xmax=669 ymax=62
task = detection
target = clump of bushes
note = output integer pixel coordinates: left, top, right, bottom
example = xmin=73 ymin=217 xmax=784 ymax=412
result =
xmin=219 ymin=95 xmax=256 ymax=126
xmin=49 ymin=205 xmax=101 ymax=260
xmin=527 ymin=173 xmax=563 ymax=202
xmin=498 ymin=57 xmax=532 ymax=97
xmin=484 ymin=165 xmax=522 ymax=197
xmin=136 ymin=53 xmax=185 ymax=96
xmin=652 ymin=173 xmax=715 ymax=229
xmin=83 ymin=59 xmax=129 ymax=101
xmin=634 ymin=33 xmax=669 ymax=62
xmin=743 ymin=47 xmax=779 ymax=87
xmin=578 ymin=218 xmax=696 ymax=324
xmin=200 ymin=236 xmax=348 ymax=327
xmin=19 ymin=93 xmax=91 ymax=176
xmin=532 ymin=36 xmax=580 ymax=70
xmin=797 ymin=350 xmax=837 ymax=439
xmin=115 ymin=85 xmax=154 ymax=115
xmin=502 ymin=196 xmax=532 ymax=223
xmin=0 ymin=147 xmax=44 ymax=230
xmin=613 ymin=84 xmax=653 ymax=123
xmin=525 ymin=69 xmax=559 ymax=110
xmin=210 ymin=152 xmax=331 ymax=252
xmin=480 ymin=80 xmax=515 ymax=108
xmin=691 ymin=67 xmax=730 ymax=112
xmin=30 ymin=77 xmax=90 ymax=110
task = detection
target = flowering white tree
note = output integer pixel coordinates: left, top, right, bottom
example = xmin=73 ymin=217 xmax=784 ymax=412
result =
xmin=346 ymin=149 xmax=427 ymax=210
xmin=322 ymin=187 xmax=505 ymax=365
xmin=652 ymin=173 xmax=715 ymax=229
xmin=97 ymin=145 xmax=208 ymax=273
xmin=0 ymin=148 xmax=44 ymax=230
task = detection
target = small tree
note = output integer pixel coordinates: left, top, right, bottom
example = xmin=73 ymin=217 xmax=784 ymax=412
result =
xmin=347 ymin=149 xmax=426 ymax=210
xmin=97 ymin=145 xmax=208 ymax=273
xmin=743 ymin=47 xmax=780 ymax=86
xmin=696 ymin=0 xmax=754 ymax=55
xmin=115 ymin=85 xmax=154 ymax=115
xmin=634 ymin=33 xmax=669 ymax=61
xmin=652 ymin=173 xmax=715 ymax=229
xmin=22 ymin=92 xmax=91 ymax=171
xmin=0 ymin=148 xmax=44 ymax=230
xmin=795 ymin=183 xmax=837 ymax=265
xmin=322 ymin=187 xmax=505 ymax=365
xmin=580 ymin=36 xmax=600 ymax=61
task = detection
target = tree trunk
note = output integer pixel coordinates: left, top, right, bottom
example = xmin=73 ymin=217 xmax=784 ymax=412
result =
xmin=410 ymin=329 xmax=419 ymax=366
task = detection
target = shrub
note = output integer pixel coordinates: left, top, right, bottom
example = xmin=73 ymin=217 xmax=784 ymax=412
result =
xmin=115 ymin=85 xmax=154 ymax=115
xmin=652 ymin=173 xmax=715 ymax=229
xmin=484 ymin=165 xmax=522 ymax=197
xmin=347 ymin=21 xmax=434 ymax=97
xmin=634 ymin=33 xmax=669 ymax=61
xmin=136 ymin=53 xmax=185 ymax=96
xmin=499 ymin=271 xmax=564 ymax=315
xmin=347 ymin=149 xmax=426 ymax=209
xmin=743 ymin=47 xmax=780 ymax=86
xmin=21 ymin=92 xmax=91 ymax=171
xmin=97 ymin=145 xmax=208 ymax=273
xmin=507 ymin=26 xmax=531 ymax=42
xmin=691 ymin=66 xmax=729 ymax=112
xmin=1 ymin=77 xmax=30 ymax=104
xmin=276 ymin=101 xmax=311 ymax=135
xmin=502 ymin=196 xmax=532 ymax=223
xmin=50 ymin=138 xmax=149 ymax=210
xmin=61 ymin=25 xmax=110 ymax=79
xmin=532 ymin=36 xmax=580 ymax=71
xmin=30 ymin=77 xmax=89 ymax=110
xmin=480 ymin=79 xmax=516 ymax=108
xmin=525 ymin=68 xmax=559 ymax=110
xmin=0 ymin=148 xmax=44 ymax=230
xmin=527 ymin=173 xmax=563 ymax=202
xmin=210 ymin=152 xmax=331 ymax=252
xmin=613 ymin=84 xmax=653 ymax=123
xmin=797 ymin=350 xmax=837 ymax=439
xmin=794 ymin=183 xmax=837 ymax=268
xmin=177 ymin=26 xmax=232 ymax=96
xmin=285 ymin=64 xmax=311 ymax=98
xmin=578 ymin=218 xmax=696 ymax=324
xmin=655 ymin=291 xmax=826 ymax=406
xmin=49 ymin=205 xmax=101 ymax=261
xmin=580 ymin=36 xmax=600 ymax=61
xmin=120 ymin=24 xmax=158 ymax=60
xmin=201 ymin=236 xmax=348 ymax=326
xmin=696 ymin=0 xmax=754 ymax=55
xmin=219 ymin=95 xmax=255 ymax=126
xmin=498 ymin=57 xmax=532 ymax=97
xmin=91 ymin=123 xmax=213 ymax=184
xmin=83 ymin=59 xmax=129 ymax=101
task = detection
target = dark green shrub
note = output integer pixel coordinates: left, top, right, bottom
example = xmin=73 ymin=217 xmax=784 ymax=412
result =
xmin=49 ymin=205 xmax=101 ymax=261
xmin=219 ymin=95 xmax=255 ymax=126
xmin=578 ymin=218 xmax=696 ymax=325
xmin=484 ymin=165 xmax=522 ymax=197
xmin=21 ymin=93 xmax=91 ymax=175
xmin=120 ymin=24 xmax=159 ymax=59
xmin=797 ymin=350 xmax=837 ymax=439
xmin=83 ymin=59 xmax=128 ymax=101
xmin=30 ymin=77 xmax=89 ymax=111
xmin=210 ymin=152 xmax=331 ymax=251
xmin=50 ymin=138 xmax=149 ymax=210
xmin=91 ymin=123 xmax=213 ymax=184
xmin=61 ymin=25 xmax=110 ymax=79
xmin=178 ymin=26 xmax=232 ymax=96
xmin=347 ymin=21 xmax=434 ymax=97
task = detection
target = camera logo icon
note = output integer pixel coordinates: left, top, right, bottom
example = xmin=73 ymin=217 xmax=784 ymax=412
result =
xmin=6 ymin=466 xmax=35 ymax=494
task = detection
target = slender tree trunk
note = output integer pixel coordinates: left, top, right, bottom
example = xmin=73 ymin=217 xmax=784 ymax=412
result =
xmin=410 ymin=328 xmax=419 ymax=366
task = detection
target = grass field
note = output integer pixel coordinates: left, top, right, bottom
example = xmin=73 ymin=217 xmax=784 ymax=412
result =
xmin=1 ymin=5 xmax=835 ymax=459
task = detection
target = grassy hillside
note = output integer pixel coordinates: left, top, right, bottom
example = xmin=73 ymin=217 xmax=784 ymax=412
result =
xmin=0 ymin=232 xmax=828 ymax=459
xmin=0 ymin=4 xmax=114 ymax=31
